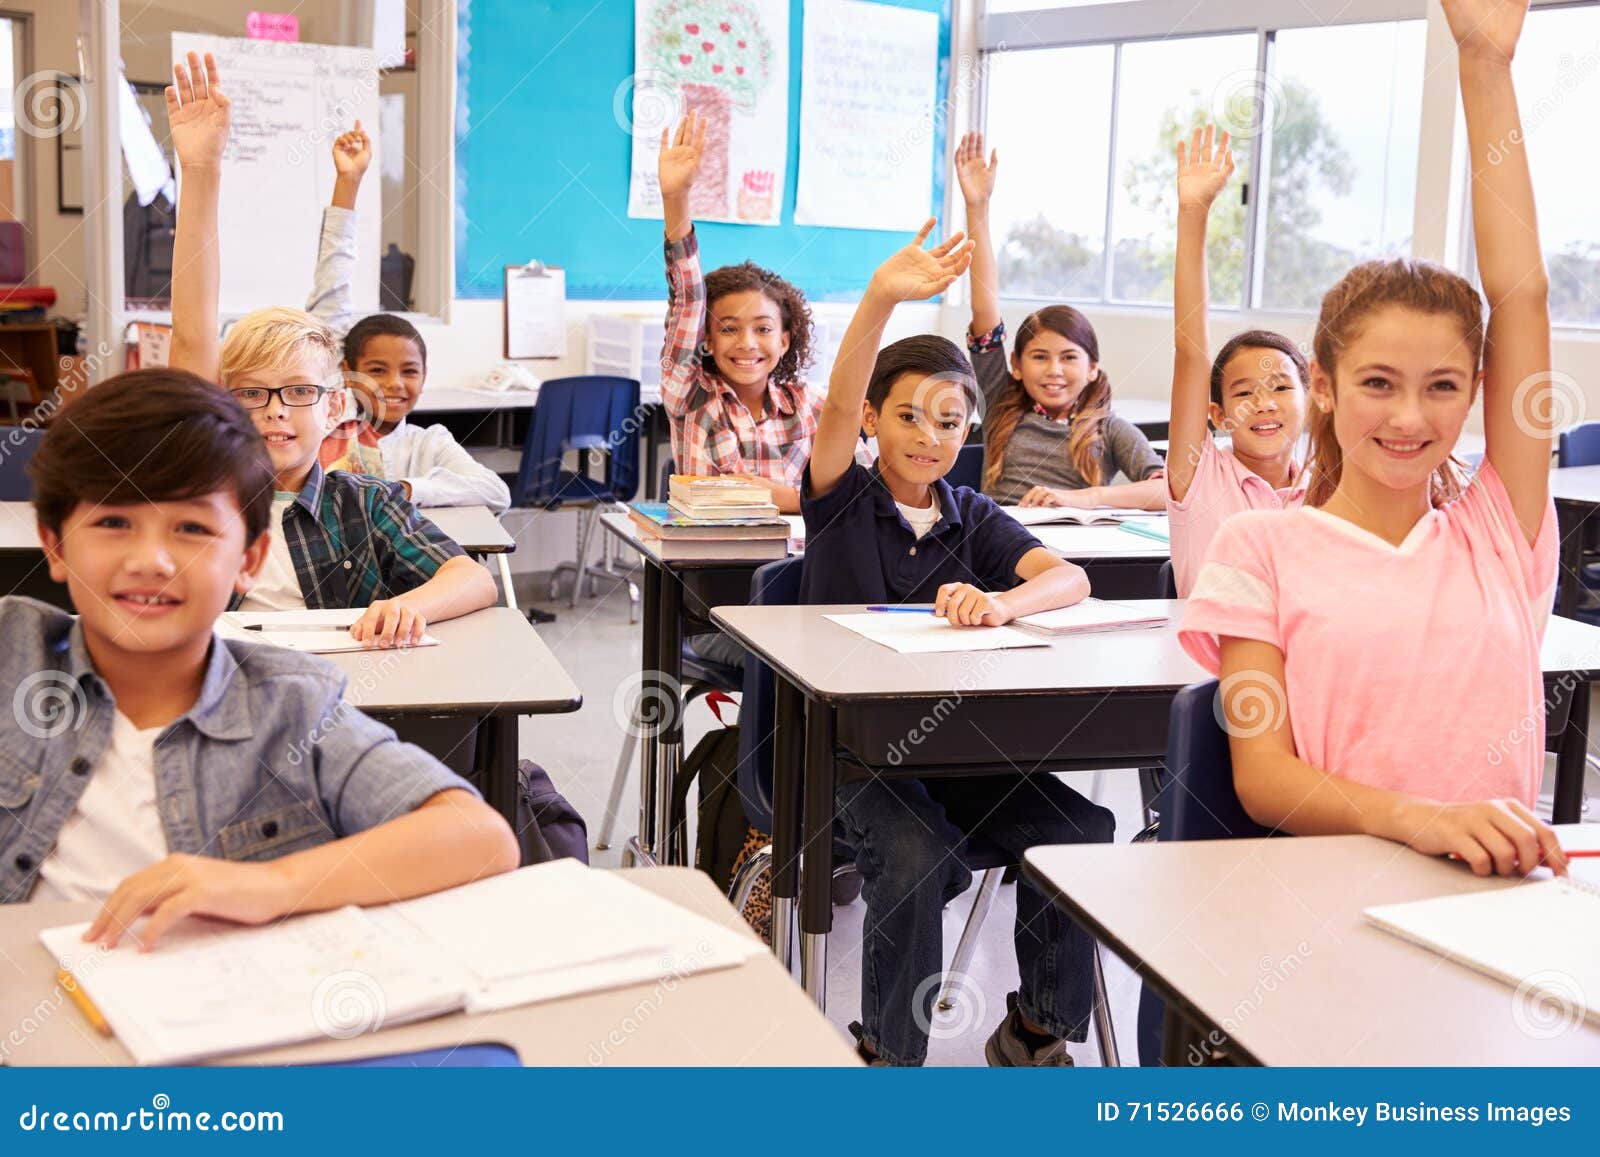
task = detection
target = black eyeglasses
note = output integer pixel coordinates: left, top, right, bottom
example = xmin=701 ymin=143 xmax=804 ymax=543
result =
xmin=230 ymin=384 xmax=329 ymax=410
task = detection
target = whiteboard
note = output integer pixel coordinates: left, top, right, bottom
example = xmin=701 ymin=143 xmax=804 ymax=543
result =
xmin=172 ymin=34 xmax=381 ymax=316
xmin=794 ymin=0 xmax=939 ymax=231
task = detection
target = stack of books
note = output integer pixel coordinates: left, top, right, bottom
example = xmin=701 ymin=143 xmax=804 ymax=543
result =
xmin=628 ymin=475 xmax=791 ymax=560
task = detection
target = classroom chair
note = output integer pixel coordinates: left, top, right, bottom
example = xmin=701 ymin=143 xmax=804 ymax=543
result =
xmin=728 ymin=557 xmax=1121 ymax=1064
xmin=0 ymin=425 xmax=44 ymax=500
xmin=946 ymin=442 xmax=985 ymax=492
xmin=1136 ymin=677 xmax=1276 ymax=1065
xmin=505 ymin=375 xmax=641 ymax=616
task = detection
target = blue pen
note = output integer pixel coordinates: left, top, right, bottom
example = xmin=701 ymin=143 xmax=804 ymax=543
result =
xmin=867 ymin=604 xmax=936 ymax=614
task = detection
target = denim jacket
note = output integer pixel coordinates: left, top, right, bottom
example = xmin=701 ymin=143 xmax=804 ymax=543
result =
xmin=0 ymin=597 xmax=476 ymax=903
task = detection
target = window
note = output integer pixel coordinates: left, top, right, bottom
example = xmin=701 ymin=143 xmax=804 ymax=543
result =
xmin=1258 ymin=20 xmax=1425 ymax=311
xmin=1513 ymin=3 xmax=1600 ymax=327
xmin=979 ymin=6 xmax=1430 ymax=313
xmin=1108 ymin=33 xmax=1257 ymax=307
xmin=984 ymin=44 xmax=1113 ymax=300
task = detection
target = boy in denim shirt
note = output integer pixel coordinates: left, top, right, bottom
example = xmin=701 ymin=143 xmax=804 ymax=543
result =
xmin=803 ymin=221 xmax=1115 ymax=1066
xmin=2 ymin=370 xmax=518 ymax=946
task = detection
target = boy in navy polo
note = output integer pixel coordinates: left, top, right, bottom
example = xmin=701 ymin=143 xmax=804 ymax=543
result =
xmin=803 ymin=221 xmax=1115 ymax=1067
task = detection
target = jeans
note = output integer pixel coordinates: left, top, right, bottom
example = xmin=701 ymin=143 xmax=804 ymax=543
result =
xmin=834 ymin=772 xmax=1115 ymax=1066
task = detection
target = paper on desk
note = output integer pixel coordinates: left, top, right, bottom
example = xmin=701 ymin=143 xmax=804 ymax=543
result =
xmin=1032 ymin=523 xmax=1169 ymax=553
xmin=217 ymin=610 xmax=439 ymax=654
xmin=824 ymin=613 xmax=1049 ymax=655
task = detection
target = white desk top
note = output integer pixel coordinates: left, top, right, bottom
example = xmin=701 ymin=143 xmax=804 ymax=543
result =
xmin=0 ymin=868 xmax=857 ymax=1067
xmin=1026 ymin=825 xmax=1600 ymax=1066
xmin=1 ymin=502 xmax=514 ymax=556
xmin=328 ymin=606 xmax=580 ymax=715
xmin=1550 ymin=464 xmax=1600 ymax=506
xmin=712 ymin=601 xmax=1600 ymax=702
xmin=1032 ymin=522 xmax=1169 ymax=560
xmin=421 ymin=505 xmax=515 ymax=553
xmin=412 ymin=386 xmax=540 ymax=414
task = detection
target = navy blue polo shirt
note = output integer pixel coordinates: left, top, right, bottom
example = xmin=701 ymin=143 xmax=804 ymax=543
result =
xmin=799 ymin=461 xmax=1042 ymax=604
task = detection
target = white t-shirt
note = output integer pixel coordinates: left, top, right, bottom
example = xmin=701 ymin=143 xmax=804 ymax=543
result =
xmin=34 ymin=710 xmax=169 ymax=902
xmin=238 ymin=493 xmax=307 ymax=611
xmin=896 ymin=493 xmax=942 ymax=540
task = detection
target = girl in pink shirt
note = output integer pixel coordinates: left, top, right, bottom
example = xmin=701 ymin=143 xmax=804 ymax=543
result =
xmin=1180 ymin=0 xmax=1569 ymax=880
xmin=1164 ymin=124 xmax=1309 ymax=597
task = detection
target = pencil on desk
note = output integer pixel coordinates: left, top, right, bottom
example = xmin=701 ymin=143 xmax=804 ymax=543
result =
xmin=57 ymin=968 xmax=112 ymax=1037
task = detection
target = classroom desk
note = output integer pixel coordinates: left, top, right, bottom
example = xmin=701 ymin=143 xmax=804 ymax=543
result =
xmin=1550 ymin=464 xmax=1600 ymax=618
xmin=1031 ymin=522 xmax=1170 ymax=598
xmin=0 ymin=868 xmax=858 ymax=1067
xmin=1116 ymin=396 xmax=1169 ymax=438
xmin=420 ymin=504 xmax=518 ymax=610
xmin=1024 ymin=825 xmax=1600 ymax=1066
xmin=329 ymin=606 xmax=581 ymax=825
xmin=599 ymin=511 xmax=781 ymax=866
xmin=709 ymin=602 xmax=1600 ymax=1007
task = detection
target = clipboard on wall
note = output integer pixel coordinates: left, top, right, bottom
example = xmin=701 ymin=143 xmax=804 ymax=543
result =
xmin=504 ymin=262 xmax=566 ymax=359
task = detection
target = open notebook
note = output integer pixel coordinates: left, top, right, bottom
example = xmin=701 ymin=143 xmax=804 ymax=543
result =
xmin=40 ymin=860 xmax=762 ymax=1065
xmin=1015 ymin=598 xmax=1170 ymax=635
xmin=1363 ymin=866 xmax=1600 ymax=1030
xmin=216 ymin=609 xmax=439 ymax=655
xmin=824 ymin=613 xmax=1048 ymax=655
xmin=1002 ymin=505 xmax=1164 ymax=528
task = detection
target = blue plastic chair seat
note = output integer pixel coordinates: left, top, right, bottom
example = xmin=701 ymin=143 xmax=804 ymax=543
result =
xmin=311 ymin=1043 xmax=520 ymax=1067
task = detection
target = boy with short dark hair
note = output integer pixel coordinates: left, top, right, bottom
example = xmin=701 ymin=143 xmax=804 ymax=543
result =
xmin=804 ymin=221 xmax=1115 ymax=1067
xmin=4 ymin=369 xmax=518 ymax=941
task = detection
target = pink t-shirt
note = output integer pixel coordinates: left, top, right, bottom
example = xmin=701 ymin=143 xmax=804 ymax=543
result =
xmin=1167 ymin=436 xmax=1306 ymax=597
xmin=1178 ymin=462 xmax=1557 ymax=806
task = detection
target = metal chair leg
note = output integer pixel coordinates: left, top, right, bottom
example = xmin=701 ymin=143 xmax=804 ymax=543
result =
xmin=1091 ymin=941 xmax=1121 ymax=1067
xmin=729 ymin=844 xmax=773 ymax=917
xmin=569 ymin=506 xmax=597 ymax=609
xmin=595 ymin=726 xmax=638 ymax=850
xmin=938 ymin=867 xmax=1001 ymax=1011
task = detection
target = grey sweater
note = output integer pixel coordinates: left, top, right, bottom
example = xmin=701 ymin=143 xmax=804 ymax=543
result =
xmin=968 ymin=324 xmax=1164 ymax=505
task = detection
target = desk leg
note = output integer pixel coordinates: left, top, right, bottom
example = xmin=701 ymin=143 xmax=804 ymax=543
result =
xmin=1160 ymin=1005 xmax=1202 ymax=1067
xmin=1557 ymin=502 xmax=1588 ymax=619
xmin=495 ymin=554 xmax=518 ymax=612
xmin=1554 ymin=678 xmax=1591 ymax=824
xmin=798 ymin=698 xmax=836 ymax=1010
xmin=657 ymin=567 xmax=686 ymax=866
xmin=770 ymin=676 xmax=805 ymax=969
xmin=478 ymin=713 xmax=520 ymax=830
xmin=630 ymin=561 xmax=663 ymax=867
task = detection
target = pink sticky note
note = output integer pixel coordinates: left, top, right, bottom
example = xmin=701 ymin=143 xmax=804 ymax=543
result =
xmin=246 ymin=11 xmax=299 ymax=41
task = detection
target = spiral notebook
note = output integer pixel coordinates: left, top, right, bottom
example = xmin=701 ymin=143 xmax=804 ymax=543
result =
xmin=1363 ymin=867 xmax=1600 ymax=1029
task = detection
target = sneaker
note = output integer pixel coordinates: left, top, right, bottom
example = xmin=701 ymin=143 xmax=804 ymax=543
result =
xmin=984 ymin=992 xmax=1073 ymax=1067
xmin=847 ymin=1021 xmax=890 ymax=1066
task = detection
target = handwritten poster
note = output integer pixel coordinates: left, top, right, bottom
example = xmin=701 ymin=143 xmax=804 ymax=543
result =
xmin=172 ymin=34 xmax=380 ymax=315
xmin=795 ymin=0 xmax=938 ymax=231
xmin=627 ymin=0 xmax=789 ymax=227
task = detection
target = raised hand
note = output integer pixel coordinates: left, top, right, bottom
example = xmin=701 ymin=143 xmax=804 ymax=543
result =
xmin=1175 ymin=123 xmax=1234 ymax=211
xmin=1441 ymin=0 xmax=1529 ymax=63
xmin=165 ymin=51 xmax=231 ymax=170
xmin=333 ymin=120 xmax=372 ymax=179
xmin=869 ymin=219 xmax=975 ymax=304
xmin=955 ymin=131 xmax=998 ymax=205
xmin=658 ymin=112 xmax=708 ymax=200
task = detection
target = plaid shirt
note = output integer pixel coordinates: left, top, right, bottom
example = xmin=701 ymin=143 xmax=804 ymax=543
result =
xmin=661 ymin=229 xmax=823 ymax=488
xmin=265 ymin=464 xmax=464 ymax=610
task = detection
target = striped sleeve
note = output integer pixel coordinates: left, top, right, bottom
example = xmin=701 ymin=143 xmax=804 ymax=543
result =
xmin=365 ymin=481 xmax=465 ymax=596
xmin=660 ymin=228 xmax=709 ymax=420
xmin=1177 ymin=513 xmax=1282 ymax=673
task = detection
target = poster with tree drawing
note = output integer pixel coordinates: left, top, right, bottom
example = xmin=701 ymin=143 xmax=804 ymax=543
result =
xmin=627 ymin=0 xmax=789 ymax=226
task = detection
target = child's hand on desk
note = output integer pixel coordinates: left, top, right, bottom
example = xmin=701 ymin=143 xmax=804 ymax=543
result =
xmin=935 ymin=583 xmax=1012 ymax=627
xmin=1388 ymin=797 xmax=1567 ymax=877
xmin=351 ymin=598 xmax=427 ymax=648
xmin=86 ymin=854 xmax=293 ymax=950
xmin=165 ymin=51 xmax=231 ymax=171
